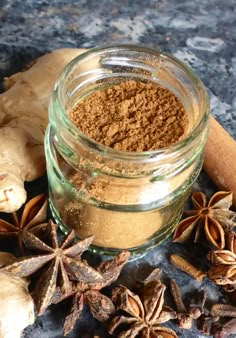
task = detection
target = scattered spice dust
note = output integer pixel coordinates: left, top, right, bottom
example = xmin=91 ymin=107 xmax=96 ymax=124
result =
xmin=69 ymin=80 xmax=188 ymax=152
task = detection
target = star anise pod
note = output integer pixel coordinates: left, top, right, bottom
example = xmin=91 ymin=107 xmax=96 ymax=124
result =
xmin=208 ymin=231 xmax=236 ymax=288
xmin=108 ymin=279 xmax=177 ymax=338
xmin=136 ymin=268 xmax=162 ymax=289
xmin=0 ymin=193 xmax=47 ymax=253
xmin=173 ymin=191 xmax=236 ymax=249
xmin=52 ymin=251 xmax=130 ymax=336
xmin=0 ymin=220 xmax=103 ymax=315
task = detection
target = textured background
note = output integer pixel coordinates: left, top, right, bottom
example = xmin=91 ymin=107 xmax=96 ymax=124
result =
xmin=0 ymin=0 xmax=235 ymax=337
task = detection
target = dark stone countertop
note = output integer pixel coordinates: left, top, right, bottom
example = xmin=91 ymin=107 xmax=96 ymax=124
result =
xmin=0 ymin=1 xmax=235 ymax=337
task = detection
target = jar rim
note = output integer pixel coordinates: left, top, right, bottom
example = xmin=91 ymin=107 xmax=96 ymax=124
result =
xmin=52 ymin=44 xmax=210 ymax=160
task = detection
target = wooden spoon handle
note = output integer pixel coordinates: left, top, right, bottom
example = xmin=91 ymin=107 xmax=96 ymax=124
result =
xmin=203 ymin=116 xmax=236 ymax=208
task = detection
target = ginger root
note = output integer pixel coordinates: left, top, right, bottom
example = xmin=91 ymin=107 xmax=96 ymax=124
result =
xmin=0 ymin=252 xmax=35 ymax=338
xmin=0 ymin=48 xmax=86 ymax=212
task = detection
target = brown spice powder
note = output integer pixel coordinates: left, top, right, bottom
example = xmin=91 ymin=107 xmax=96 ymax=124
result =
xmin=61 ymin=162 xmax=193 ymax=249
xmin=64 ymin=80 xmax=190 ymax=249
xmin=69 ymin=80 xmax=188 ymax=152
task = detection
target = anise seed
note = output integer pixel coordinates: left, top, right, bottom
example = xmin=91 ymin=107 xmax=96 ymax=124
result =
xmin=209 ymin=223 xmax=220 ymax=240
xmin=128 ymin=296 xmax=140 ymax=316
xmin=218 ymin=254 xmax=235 ymax=262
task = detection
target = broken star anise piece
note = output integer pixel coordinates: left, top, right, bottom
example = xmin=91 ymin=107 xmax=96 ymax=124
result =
xmin=52 ymin=251 xmax=130 ymax=336
xmin=108 ymin=280 xmax=177 ymax=338
xmin=0 ymin=193 xmax=47 ymax=253
xmin=173 ymin=191 xmax=236 ymax=249
xmin=0 ymin=220 xmax=103 ymax=315
xmin=208 ymin=231 xmax=236 ymax=288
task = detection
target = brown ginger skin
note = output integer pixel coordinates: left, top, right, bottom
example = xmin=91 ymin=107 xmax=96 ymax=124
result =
xmin=0 ymin=48 xmax=86 ymax=212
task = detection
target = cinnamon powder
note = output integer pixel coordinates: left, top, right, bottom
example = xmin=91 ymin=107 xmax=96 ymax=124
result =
xmin=69 ymin=80 xmax=188 ymax=152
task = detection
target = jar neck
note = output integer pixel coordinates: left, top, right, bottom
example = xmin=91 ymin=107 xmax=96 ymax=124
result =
xmin=49 ymin=45 xmax=209 ymax=178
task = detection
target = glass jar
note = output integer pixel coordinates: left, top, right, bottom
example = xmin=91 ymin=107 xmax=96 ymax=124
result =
xmin=45 ymin=45 xmax=209 ymax=255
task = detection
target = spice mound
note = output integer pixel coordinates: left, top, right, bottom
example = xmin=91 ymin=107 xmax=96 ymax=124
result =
xmin=69 ymin=80 xmax=188 ymax=152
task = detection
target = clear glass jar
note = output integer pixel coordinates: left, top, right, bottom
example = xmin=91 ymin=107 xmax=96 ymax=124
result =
xmin=45 ymin=45 xmax=209 ymax=255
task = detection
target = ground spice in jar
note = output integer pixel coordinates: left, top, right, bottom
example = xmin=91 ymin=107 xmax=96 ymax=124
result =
xmin=64 ymin=79 xmax=190 ymax=250
xmin=69 ymin=80 xmax=188 ymax=152
xmin=62 ymin=165 xmax=192 ymax=249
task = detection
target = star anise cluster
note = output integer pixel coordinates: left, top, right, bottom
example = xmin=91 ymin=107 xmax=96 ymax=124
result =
xmin=108 ymin=275 xmax=177 ymax=338
xmin=52 ymin=251 xmax=130 ymax=335
xmin=0 ymin=219 xmax=130 ymax=330
xmin=1 ymin=189 xmax=235 ymax=337
xmin=208 ymin=231 xmax=236 ymax=292
xmin=173 ymin=191 xmax=236 ymax=249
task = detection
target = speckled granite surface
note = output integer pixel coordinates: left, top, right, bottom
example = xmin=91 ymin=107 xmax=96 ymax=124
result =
xmin=0 ymin=1 xmax=235 ymax=337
